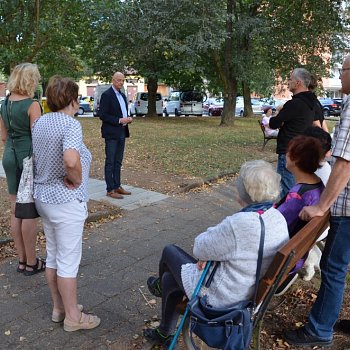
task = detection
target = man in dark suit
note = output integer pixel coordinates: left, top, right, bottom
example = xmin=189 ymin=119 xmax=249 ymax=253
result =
xmin=99 ymin=72 xmax=133 ymax=199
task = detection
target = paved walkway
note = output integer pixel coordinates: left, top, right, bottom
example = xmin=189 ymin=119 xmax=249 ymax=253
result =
xmin=0 ymin=162 xmax=168 ymax=211
xmin=0 ymin=172 xmax=241 ymax=349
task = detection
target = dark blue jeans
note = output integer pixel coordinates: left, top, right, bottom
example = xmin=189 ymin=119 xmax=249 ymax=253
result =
xmin=104 ymin=137 xmax=125 ymax=193
xmin=305 ymin=216 xmax=350 ymax=340
xmin=158 ymin=244 xmax=196 ymax=335
xmin=277 ymin=154 xmax=295 ymax=198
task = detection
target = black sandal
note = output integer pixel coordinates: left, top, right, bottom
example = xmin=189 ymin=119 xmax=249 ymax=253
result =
xmin=24 ymin=258 xmax=46 ymax=276
xmin=17 ymin=261 xmax=26 ymax=273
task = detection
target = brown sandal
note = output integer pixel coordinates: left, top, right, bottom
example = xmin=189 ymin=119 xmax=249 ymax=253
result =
xmin=52 ymin=304 xmax=84 ymax=323
xmin=63 ymin=312 xmax=101 ymax=332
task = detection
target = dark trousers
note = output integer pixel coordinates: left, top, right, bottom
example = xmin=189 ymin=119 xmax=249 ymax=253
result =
xmin=158 ymin=244 xmax=196 ymax=335
xmin=104 ymin=136 xmax=125 ymax=193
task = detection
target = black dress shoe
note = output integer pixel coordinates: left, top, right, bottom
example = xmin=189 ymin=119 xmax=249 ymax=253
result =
xmin=284 ymin=327 xmax=333 ymax=347
xmin=334 ymin=319 xmax=350 ymax=335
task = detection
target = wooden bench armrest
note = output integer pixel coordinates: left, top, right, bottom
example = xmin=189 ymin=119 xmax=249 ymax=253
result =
xmin=256 ymin=212 xmax=330 ymax=305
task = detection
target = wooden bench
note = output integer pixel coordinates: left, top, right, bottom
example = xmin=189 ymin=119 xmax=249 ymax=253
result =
xmin=258 ymin=120 xmax=277 ymax=150
xmin=179 ymin=212 xmax=330 ymax=350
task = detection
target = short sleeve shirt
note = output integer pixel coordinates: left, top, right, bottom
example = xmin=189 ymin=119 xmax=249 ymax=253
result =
xmin=32 ymin=112 xmax=92 ymax=204
xmin=276 ymin=182 xmax=324 ymax=237
xmin=330 ymin=95 xmax=350 ymax=216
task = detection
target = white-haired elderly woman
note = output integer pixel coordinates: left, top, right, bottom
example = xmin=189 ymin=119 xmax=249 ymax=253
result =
xmin=143 ymin=160 xmax=290 ymax=347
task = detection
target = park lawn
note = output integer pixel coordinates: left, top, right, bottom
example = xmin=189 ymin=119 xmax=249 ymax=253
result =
xmin=82 ymin=116 xmax=337 ymax=184
xmin=82 ymin=116 xmax=279 ymax=183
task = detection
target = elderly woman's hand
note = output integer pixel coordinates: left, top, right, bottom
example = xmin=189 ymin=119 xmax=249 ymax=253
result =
xmin=196 ymin=260 xmax=207 ymax=271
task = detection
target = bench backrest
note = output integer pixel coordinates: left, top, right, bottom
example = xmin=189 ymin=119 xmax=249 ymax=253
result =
xmin=258 ymin=120 xmax=266 ymax=135
xmin=256 ymin=212 xmax=330 ymax=306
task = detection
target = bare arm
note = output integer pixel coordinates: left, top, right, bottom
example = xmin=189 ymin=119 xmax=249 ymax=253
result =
xmin=0 ymin=117 xmax=6 ymax=144
xmin=313 ymin=119 xmax=329 ymax=133
xmin=300 ymin=157 xmax=350 ymax=219
xmin=63 ymin=149 xmax=82 ymax=189
xmin=28 ymin=101 xmax=42 ymax=128
xmin=322 ymin=119 xmax=329 ymax=133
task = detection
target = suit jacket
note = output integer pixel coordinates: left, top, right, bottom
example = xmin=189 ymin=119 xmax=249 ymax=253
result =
xmin=99 ymin=87 xmax=130 ymax=139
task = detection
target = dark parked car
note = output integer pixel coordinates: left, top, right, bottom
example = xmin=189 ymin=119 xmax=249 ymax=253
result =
xmin=333 ymin=98 xmax=343 ymax=109
xmin=318 ymin=98 xmax=341 ymax=117
xmin=203 ymin=98 xmax=224 ymax=116
xmin=76 ymin=100 xmax=92 ymax=115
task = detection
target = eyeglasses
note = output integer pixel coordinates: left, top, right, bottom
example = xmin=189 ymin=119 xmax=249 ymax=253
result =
xmin=338 ymin=68 xmax=350 ymax=74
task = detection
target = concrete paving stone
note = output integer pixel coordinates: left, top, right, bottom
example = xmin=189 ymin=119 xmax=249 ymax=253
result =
xmin=82 ymin=264 xmax=145 ymax=298
xmin=0 ymin=299 xmax=36 ymax=326
xmin=0 ymin=160 xmax=169 ymax=213
xmin=0 ymin=314 xmax=77 ymax=350
xmin=136 ymin=258 xmax=160 ymax=275
xmin=22 ymin=326 xmax=92 ymax=350
xmin=80 ymin=248 xmax=137 ymax=273
xmin=20 ymin=287 xmax=52 ymax=310
xmin=75 ymin=289 xmax=109 ymax=311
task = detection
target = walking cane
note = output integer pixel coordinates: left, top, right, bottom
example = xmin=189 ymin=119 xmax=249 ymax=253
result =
xmin=168 ymin=260 xmax=213 ymax=350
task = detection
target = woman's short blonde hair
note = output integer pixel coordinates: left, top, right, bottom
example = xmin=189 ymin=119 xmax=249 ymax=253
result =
xmin=7 ymin=63 xmax=41 ymax=98
xmin=237 ymin=160 xmax=281 ymax=203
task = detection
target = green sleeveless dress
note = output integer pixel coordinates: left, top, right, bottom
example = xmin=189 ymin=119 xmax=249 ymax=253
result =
xmin=1 ymin=98 xmax=34 ymax=195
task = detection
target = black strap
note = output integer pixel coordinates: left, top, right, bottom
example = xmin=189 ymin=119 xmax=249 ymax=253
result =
xmin=3 ymin=97 xmax=20 ymax=168
xmin=275 ymin=182 xmax=322 ymax=208
xmin=252 ymin=216 xmax=265 ymax=307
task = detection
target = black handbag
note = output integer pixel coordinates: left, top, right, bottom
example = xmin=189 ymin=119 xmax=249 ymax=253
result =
xmin=188 ymin=216 xmax=266 ymax=350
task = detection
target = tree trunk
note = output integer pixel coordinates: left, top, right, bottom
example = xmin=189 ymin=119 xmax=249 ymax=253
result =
xmin=146 ymin=76 xmax=159 ymax=117
xmin=221 ymin=78 xmax=237 ymax=126
xmin=220 ymin=0 xmax=236 ymax=127
xmin=242 ymin=81 xmax=254 ymax=117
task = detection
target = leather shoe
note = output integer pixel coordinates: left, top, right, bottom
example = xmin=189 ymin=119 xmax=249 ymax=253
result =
xmin=107 ymin=191 xmax=123 ymax=199
xmin=284 ymin=327 xmax=332 ymax=347
xmin=115 ymin=187 xmax=131 ymax=195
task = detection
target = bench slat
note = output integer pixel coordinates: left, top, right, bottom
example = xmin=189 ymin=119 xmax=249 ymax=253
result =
xmin=258 ymin=120 xmax=277 ymax=150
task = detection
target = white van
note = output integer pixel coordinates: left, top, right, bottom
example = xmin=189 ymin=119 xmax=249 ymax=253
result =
xmin=164 ymin=91 xmax=205 ymax=116
xmin=93 ymin=84 xmax=111 ymax=117
xmin=180 ymin=91 xmax=205 ymax=116
xmin=130 ymin=92 xmax=163 ymax=116
xmin=164 ymin=91 xmax=181 ymax=116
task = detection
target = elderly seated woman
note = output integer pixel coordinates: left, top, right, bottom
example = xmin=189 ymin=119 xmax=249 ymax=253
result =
xmin=143 ymin=160 xmax=290 ymax=347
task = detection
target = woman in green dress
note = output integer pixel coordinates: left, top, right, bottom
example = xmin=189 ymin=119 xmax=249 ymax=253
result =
xmin=0 ymin=63 xmax=45 ymax=275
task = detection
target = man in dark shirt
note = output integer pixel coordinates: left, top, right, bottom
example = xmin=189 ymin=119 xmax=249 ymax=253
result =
xmin=269 ymin=68 xmax=321 ymax=198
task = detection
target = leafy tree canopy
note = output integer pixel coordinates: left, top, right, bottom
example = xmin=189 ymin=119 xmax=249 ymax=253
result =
xmin=0 ymin=0 xmax=92 ymax=81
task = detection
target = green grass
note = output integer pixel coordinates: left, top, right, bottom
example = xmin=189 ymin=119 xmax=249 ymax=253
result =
xmin=81 ymin=116 xmax=279 ymax=181
xmin=0 ymin=116 xmax=338 ymax=182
